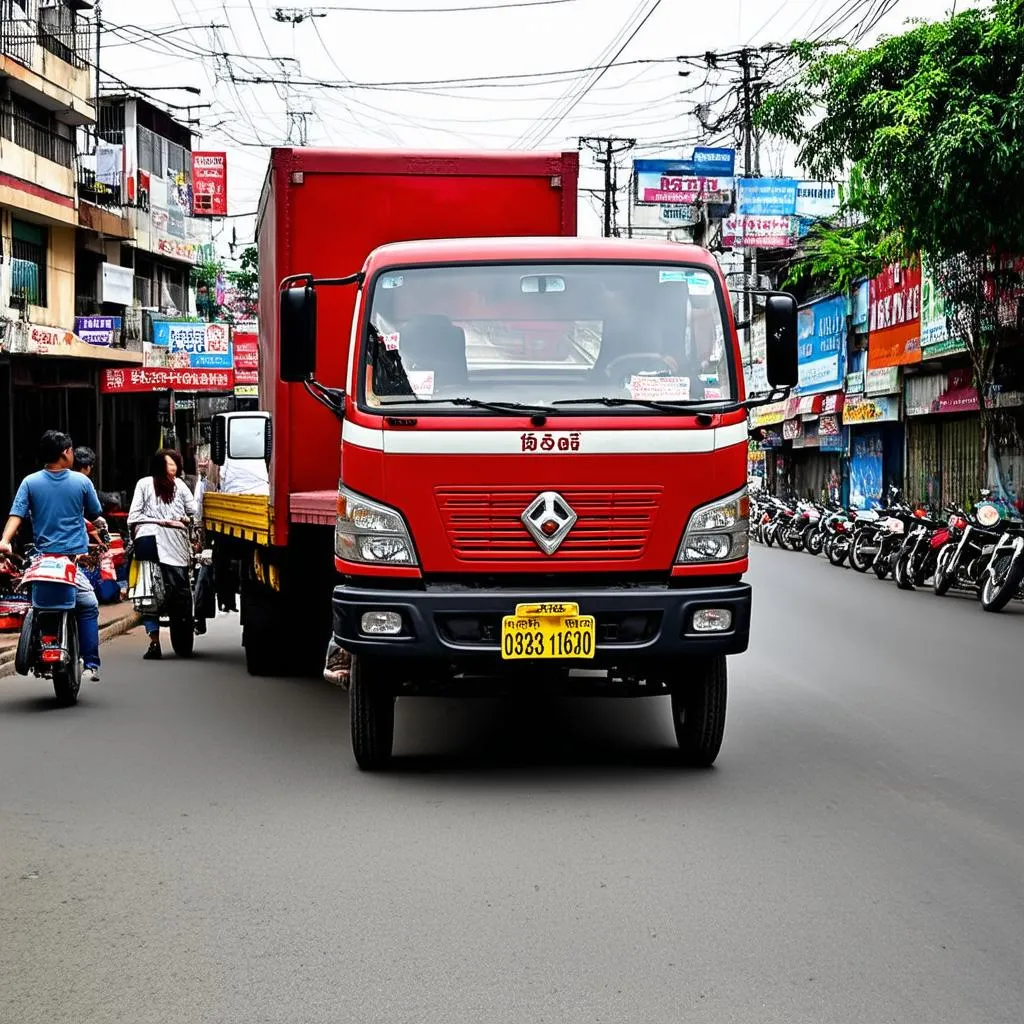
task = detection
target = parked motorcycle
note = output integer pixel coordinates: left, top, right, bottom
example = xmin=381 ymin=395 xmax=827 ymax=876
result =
xmin=979 ymin=508 xmax=1024 ymax=612
xmin=930 ymin=495 xmax=1004 ymax=598
xmin=894 ymin=506 xmax=955 ymax=590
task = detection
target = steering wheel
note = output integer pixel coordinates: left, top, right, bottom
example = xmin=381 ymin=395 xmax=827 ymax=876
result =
xmin=602 ymin=353 xmax=679 ymax=382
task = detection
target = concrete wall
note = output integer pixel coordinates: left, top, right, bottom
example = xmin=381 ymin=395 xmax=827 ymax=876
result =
xmin=0 ymin=208 xmax=76 ymax=329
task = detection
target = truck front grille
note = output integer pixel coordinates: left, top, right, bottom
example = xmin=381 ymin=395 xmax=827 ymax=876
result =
xmin=435 ymin=486 xmax=663 ymax=562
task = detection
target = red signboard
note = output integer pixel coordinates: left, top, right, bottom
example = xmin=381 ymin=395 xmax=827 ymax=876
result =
xmin=100 ymin=368 xmax=234 ymax=393
xmin=868 ymin=261 xmax=922 ymax=369
xmin=233 ymin=330 xmax=259 ymax=385
xmin=192 ymin=151 xmax=228 ymax=217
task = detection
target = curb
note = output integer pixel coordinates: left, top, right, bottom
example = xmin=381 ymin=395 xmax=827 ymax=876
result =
xmin=0 ymin=610 xmax=141 ymax=680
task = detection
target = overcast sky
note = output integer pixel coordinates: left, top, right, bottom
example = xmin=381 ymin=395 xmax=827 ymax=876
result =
xmin=96 ymin=0 xmax=970 ymax=256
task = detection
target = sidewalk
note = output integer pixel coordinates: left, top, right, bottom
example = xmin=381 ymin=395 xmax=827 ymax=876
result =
xmin=0 ymin=602 xmax=140 ymax=678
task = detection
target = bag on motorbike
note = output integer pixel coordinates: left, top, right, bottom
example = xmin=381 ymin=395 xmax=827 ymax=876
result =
xmin=192 ymin=563 xmax=216 ymax=621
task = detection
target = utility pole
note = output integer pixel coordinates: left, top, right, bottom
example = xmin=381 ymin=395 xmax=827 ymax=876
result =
xmin=94 ymin=1 xmax=101 ymax=150
xmin=738 ymin=47 xmax=757 ymax=335
xmin=579 ymin=136 xmax=636 ymax=237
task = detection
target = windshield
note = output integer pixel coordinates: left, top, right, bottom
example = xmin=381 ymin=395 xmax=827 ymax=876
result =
xmin=360 ymin=262 xmax=735 ymax=412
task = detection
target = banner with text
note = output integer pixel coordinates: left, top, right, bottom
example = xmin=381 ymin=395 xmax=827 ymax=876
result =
xmin=868 ymin=261 xmax=922 ymax=368
xmin=797 ymin=296 xmax=847 ymax=394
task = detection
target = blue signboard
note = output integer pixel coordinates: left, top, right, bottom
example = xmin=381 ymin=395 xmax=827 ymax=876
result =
xmin=151 ymin=321 xmax=233 ymax=370
xmin=850 ymin=428 xmax=884 ymax=509
xmin=692 ymin=147 xmax=735 ymax=177
xmin=737 ymin=178 xmax=799 ymax=217
xmin=797 ymin=296 xmax=847 ymax=395
xmin=633 ymin=158 xmax=695 ymax=177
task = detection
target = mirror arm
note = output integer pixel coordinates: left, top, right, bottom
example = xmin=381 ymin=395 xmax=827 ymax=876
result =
xmin=280 ymin=271 xmax=364 ymax=290
xmin=743 ymin=386 xmax=793 ymax=410
xmin=303 ymin=377 xmax=346 ymax=420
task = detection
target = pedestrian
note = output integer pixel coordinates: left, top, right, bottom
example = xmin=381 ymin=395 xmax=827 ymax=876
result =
xmin=74 ymin=446 xmax=96 ymax=478
xmin=127 ymin=449 xmax=197 ymax=660
xmin=0 ymin=430 xmax=105 ymax=682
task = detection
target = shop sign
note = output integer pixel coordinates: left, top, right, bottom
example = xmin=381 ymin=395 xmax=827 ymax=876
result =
xmin=234 ymin=384 xmax=259 ymax=398
xmin=782 ymin=417 xmax=803 ymax=441
xmin=100 ymin=368 xmax=235 ymax=393
xmin=692 ymin=147 xmax=736 ymax=177
xmin=192 ymin=152 xmax=228 ymax=217
xmin=792 ymin=420 xmax=819 ymax=449
xmin=152 ymin=322 xmax=233 ymax=369
xmin=797 ymin=296 xmax=847 ymax=394
xmin=758 ymin=429 xmax=784 ymax=449
xmin=722 ymin=214 xmax=797 ymax=249
xmin=935 ymin=368 xmax=979 ymax=414
xmin=864 ymin=365 xmax=900 ymax=396
xmin=631 ymin=203 xmax=701 ymax=229
xmin=638 ymin=171 xmax=733 ymax=205
xmin=868 ymin=261 xmax=922 ymax=368
xmin=920 ymin=258 xmax=968 ymax=359
xmin=786 ymin=394 xmax=816 ymax=418
xmin=155 ymin=238 xmax=200 ymax=264
xmin=795 ymin=181 xmax=841 ymax=219
xmin=74 ymin=316 xmax=121 ymax=347
xmin=233 ymin=330 xmax=259 ymax=385
xmin=842 ymin=394 xmax=900 ymax=424
xmin=28 ymin=324 xmax=74 ymax=354
xmin=845 ymin=370 xmax=864 ymax=394
xmin=820 ymin=428 xmax=849 ymax=453
xmin=748 ymin=399 xmax=786 ymax=428
xmin=819 ymin=413 xmax=842 ymax=436
xmin=736 ymin=178 xmax=798 ymax=217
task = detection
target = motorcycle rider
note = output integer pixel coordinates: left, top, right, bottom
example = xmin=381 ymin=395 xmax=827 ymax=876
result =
xmin=0 ymin=431 xmax=105 ymax=682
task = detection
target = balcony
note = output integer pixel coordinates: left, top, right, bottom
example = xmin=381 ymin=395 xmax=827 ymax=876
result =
xmin=0 ymin=108 xmax=75 ymax=167
xmin=37 ymin=5 xmax=92 ymax=71
xmin=77 ymin=159 xmax=122 ymax=209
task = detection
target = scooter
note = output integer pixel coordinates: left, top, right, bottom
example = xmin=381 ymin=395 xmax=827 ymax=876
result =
xmin=7 ymin=552 xmax=84 ymax=706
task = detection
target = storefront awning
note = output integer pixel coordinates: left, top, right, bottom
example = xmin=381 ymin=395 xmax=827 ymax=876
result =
xmin=786 ymin=391 xmax=844 ymax=419
xmin=1 ymin=321 xmax=143 ymax=365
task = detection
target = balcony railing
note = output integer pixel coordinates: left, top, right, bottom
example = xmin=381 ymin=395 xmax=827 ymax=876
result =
xmin=0 ymin=15 xmax=36 ymax=67
xmin=0 ymin=10 xmax=92 ymax=71
xmin=77 ymin=158 xmax=124 ymax=210
xmin=0 ymin=109 xmax=75 ymax=168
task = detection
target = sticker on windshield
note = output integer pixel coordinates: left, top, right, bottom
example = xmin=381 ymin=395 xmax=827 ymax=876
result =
xmin=382 ymin=332 xmax=400 ymax=351
xmin=408 ymin=370 xmax=435 ymax=397
xmin=704 ymin=387 xmax=723 ymax=400
xmin=381 ymin=274 xmax=404 ymax=289
xmin=628 ymin=375 xmax=690 ymax=401
xmin=659 ymin=270 xmax=689 ymax=284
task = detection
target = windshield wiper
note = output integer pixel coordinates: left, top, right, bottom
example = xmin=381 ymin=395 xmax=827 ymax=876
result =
xmin=404 ymin=397 xmax=558 ymax=416
xmin=552 ymin=397 xmax=740 ymax=415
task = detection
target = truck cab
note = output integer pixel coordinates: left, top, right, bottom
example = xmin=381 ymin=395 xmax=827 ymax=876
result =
xmin=280 ymin=235 xmax=798 ymax=769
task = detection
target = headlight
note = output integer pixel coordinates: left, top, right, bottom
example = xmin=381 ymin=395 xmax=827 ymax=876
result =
xmin=335 ymin=485 xmax=418 ymax=565
xmin=976 ymin=503 xmax=1000 ymax=528
xmin=677 ymin=488 xmax=749 ymax=564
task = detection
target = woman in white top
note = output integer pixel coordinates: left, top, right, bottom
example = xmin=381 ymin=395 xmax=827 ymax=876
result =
xmin=128 ymin=449 xmax=197 ymax=660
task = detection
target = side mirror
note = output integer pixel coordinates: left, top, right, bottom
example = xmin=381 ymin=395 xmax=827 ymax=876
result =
xmin=210 ymin=415 xmax=226 ymax=466
xmin=263 ymin=416 xmax=273 ymax=462
xmin=764 ymin=293 xmax=799 ymax=388
xmin=280 ymin=282 xmax=317 ymax=382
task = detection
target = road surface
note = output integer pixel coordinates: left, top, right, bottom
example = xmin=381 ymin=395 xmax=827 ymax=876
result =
xmin=2 ymin=549 xmax=1023 ymax=1023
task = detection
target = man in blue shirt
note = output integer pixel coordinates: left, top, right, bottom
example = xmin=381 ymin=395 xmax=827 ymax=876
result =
xmin=0 ymin=431 xmax=105 ymax=681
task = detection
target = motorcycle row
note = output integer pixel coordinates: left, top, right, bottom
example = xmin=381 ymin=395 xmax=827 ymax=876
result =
xmin=750 ymin=485 xmax=1024 ymax=612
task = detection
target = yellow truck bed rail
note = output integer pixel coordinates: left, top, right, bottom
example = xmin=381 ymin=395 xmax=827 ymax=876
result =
xmin=203 ymin=493 xmax=273 ymax=546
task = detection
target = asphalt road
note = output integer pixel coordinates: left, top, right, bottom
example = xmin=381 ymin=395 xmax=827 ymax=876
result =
xmin=2 ymin=551 xmax=1024 ymax=1024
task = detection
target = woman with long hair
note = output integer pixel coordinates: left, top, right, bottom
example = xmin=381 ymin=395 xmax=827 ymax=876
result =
xmin=127 ymin=449 xmax=198 ymax=660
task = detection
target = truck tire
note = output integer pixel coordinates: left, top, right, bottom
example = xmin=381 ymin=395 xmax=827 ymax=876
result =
xmin=670 ymin=655 xmax=727 ymax=767
xmin=243 ymin=625 xmax=291 ymax=677
xmin=349 ymin=655 xmax=395 ymax=771
xmin=169 ymin=614 xmax=195 ymax=658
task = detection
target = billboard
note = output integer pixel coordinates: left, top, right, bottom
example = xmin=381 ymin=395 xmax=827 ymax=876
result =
xmin=151 ymin=321 xmax=233 ymax=370
xmin=868 ymin=261 xmax=922 ymax=368
xmin=736 ymin=178 xmax=798 ymax=217
xmin=101 ymin=368 xmax=235 ymax=393
xmin=633 ymin=160 xmax=732 ymax=205
xmin=192 ymin=152 xmax=228 ymax=216
xmin=722 ymin=214 xmax=798 ymax=249
xmin=797 ymin=296 xmax=847 ymax=395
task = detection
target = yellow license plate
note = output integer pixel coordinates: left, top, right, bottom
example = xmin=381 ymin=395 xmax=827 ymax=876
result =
xmin=500 ymin=602 xmax=596 ymax=660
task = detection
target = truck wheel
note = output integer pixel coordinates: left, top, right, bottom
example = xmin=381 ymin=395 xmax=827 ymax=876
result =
xmin=169 ymin=614 xmax=195 ymax=658
xmin=243 ymin=625 xmax=291 ymax=677
xmin=349 ymin=656 xmax=395 ymax=771
xmin=670 ymin=656 xmax=727 ymax=767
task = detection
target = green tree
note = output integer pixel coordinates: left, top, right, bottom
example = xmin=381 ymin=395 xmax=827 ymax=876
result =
xmin=191 ymin=254 xmax=224 ymax=323
xmin=226 ymin=245 xmax=259 ymax=322
xmin=757 ymin=1 xmax=1024 ymax=491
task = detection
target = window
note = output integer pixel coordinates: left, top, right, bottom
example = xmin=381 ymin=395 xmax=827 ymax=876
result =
xmin=362 ymin=262 xmax=734 ymax=414
xmin=11 ymin=218 xmax=47 ymax=307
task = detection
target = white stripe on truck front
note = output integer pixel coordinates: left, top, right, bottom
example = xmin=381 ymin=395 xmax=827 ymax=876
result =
xmin=342 ymin=420 xmax=748 ymax=455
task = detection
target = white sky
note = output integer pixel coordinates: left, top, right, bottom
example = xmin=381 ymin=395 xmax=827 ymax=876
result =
xmin=95 ymin=0 xmax=969 ymax=257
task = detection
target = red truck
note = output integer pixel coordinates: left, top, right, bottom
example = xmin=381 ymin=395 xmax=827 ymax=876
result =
xmin=205 ymin=147 xmax=798 ymax=770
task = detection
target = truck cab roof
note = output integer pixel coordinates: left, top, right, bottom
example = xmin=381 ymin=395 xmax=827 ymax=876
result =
xmin=363 ymin=236 xmax=722 ymax=274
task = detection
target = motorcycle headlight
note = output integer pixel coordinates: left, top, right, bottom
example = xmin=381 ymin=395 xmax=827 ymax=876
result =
xmin=678 ymin=488 xmax=749 ymax=564
xmin=976 ymin=503 xmax=1000 ymax=528
xmin=335 ymin=485 xmax=418 ymax=565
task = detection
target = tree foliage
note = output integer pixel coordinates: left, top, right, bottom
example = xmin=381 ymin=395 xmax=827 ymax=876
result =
xmin=757 ymin=1 xmax=1024 ymax=492
xmin=757 ymin=0 xmax=1024 ymax=263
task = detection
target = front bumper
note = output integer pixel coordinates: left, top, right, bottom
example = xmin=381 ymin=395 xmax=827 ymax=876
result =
xmin=332 ymin=580 xmax=751 ymax=663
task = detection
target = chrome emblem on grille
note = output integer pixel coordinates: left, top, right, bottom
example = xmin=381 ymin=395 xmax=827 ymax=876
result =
xmin=522 ymin=492 xmax=577 ymax=555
